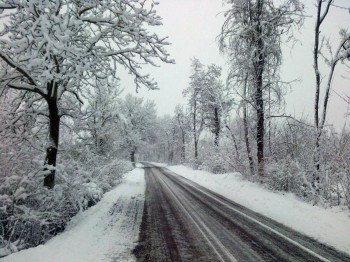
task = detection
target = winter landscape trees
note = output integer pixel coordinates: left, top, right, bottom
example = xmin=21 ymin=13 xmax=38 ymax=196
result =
xmin=183 ymin=58 xmax=226 ymax=162
xmin=1 ymin=0 xmax=350 ymax=259
xmin=0 ymin=0 xmax=173 ymax=188
xmin=0 ymin=0 xmax=172 ymax=256
xmin=117 ymin=94 xmax=157 ymax=166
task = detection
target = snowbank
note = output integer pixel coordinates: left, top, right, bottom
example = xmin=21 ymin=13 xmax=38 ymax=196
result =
xmin=147 ymin=162 xmax=168 ymax=167
xmin=167 ymin=165 xmax=350 ymax=255
xmin=2 ymin=168 xmax=145 ymax=262
xmin=135 ymin=162 xmax=167 ymax=168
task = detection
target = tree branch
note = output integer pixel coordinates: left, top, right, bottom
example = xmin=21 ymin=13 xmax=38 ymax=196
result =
xmin=269 ymin=115 xmax=314 ymax=127
xmin=0 ymin=52 xmax=37 ymax=86
xmin=8 ymin=83 xmax=45 ymax=98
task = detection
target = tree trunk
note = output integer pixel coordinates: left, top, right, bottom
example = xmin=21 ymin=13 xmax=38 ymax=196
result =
xmin=313 ymin=1 xmax=322 ymax=173
xmin=181 ymin=130 xmax=186 ymax=163
xmin=225 ymin=124 xmax=240 ymax=160
xmin=243 ymin=105 xmax=254 ymax=176
xmin=169 ymin=150 xmax=173 ymax=163
xmin=313 ymin=0 xmax=333 ymax=186
xmin=255 ymin=0 xmax=265 ymax=177
xmin=268 ymin=84 xmax=272 ymax=156
xmin=193 ymin=97 xmax=198 ymax=160
xmin=177 ymin=112 xmax=186 ymax=163
xmin=214 ymin=107 xmax=220 ymax=146
xmin=242 ymin=74 xmax=254 ymax=176
xmin=194 ymin=138 xmax=198 ymax=159
xmin=313 ymin=135 xmax=321 ymax=189
xmin=167 ymin=137 xmax=173 ymax=163
xmin=130 ymin=150 xmax=136 ymax=167
xmin=256 ymin=83 xmax=264 ymax=177
xmin=43 ymin=98 xmax=60 ymax=189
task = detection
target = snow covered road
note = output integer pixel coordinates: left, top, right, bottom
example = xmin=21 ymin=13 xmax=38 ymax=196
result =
xmin=2 ymin=168 xmax=145 ymax=262
xmin=134 ymin=165 xmax=350 ymax=262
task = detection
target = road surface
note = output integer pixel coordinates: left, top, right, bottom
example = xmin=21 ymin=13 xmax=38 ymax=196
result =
xmin=133 ymin=164 xmax=350 ymax=262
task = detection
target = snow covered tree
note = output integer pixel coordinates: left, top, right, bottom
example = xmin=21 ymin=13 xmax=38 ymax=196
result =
xmin=0 ymin=0 xmax=173 ymax=188
xmin=219 ymin=0 xmax=304 ymax=176
xmin=163 ymin=117 xmax=177 ymax=163
xmin=117 ymin=94 xmax=157 ymax=166
xmin=183 ymin=58 xmax=206 ymax=160
xmin=150 ymin=115 xmax=178 ymax=163
xmin=200 ymin=64 xmax=225 ymax=146
xmin=174 ymin=105 xmax=190 ymax=163
xmin=183 ymin=59 xmax=228 ymax=160
xmin=73 ymin=79 xmax=122 ymax=156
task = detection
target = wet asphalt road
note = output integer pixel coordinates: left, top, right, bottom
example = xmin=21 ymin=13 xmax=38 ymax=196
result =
xmin=133 ymin=165 xmax=350 ymax=262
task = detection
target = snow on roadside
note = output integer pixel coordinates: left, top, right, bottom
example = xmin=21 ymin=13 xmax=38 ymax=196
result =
xmin=2 ymin=168 xmax=145 ymax=262
xmin=167 ymin=165 xmax=350 ymax=255
xmin=146 ymin=162 xmax=168 ymax=167
xmin=135 ymin=162 xmax=167 ymax=168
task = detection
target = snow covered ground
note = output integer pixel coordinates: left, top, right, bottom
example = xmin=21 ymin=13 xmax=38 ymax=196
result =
xmin=2 ymin=168 xmax=145 ymax=262
xmin=166 ymin=165 xmax=350 ymax=256
xmin=3 ymin=164 xmax=350 ymax=261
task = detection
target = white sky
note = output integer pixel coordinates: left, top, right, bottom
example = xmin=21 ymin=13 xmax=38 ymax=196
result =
xmin=121 ymin=0 xmax=350 ymax=131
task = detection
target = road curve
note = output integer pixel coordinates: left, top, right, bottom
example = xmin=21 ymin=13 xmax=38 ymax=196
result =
xmin=133 ymin=165 xmax=350 ymax=262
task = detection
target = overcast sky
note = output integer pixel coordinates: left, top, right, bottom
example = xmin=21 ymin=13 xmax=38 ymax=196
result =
xmin=121 ymin=0 xmax=350 ymax=130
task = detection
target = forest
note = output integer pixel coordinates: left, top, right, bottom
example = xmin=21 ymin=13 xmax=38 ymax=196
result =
xmin=0 ymin=0 xmax=349 ymax=258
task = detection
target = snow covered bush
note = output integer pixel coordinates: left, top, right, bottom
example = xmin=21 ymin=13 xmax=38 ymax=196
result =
xmin=318 ymin=128 xmax=350 ymax=207
xmin=0 ymin=144 xmax=133 ymax=258
xmin=195 ymin=140 xmax=232 ymax=174
xmin=265 ymin=158 xmax=303 ymax=193
xmin=0 ymin=158 xmax=131 ymax=257
xmin=260 ymin=123 xmax=350 ymax=207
